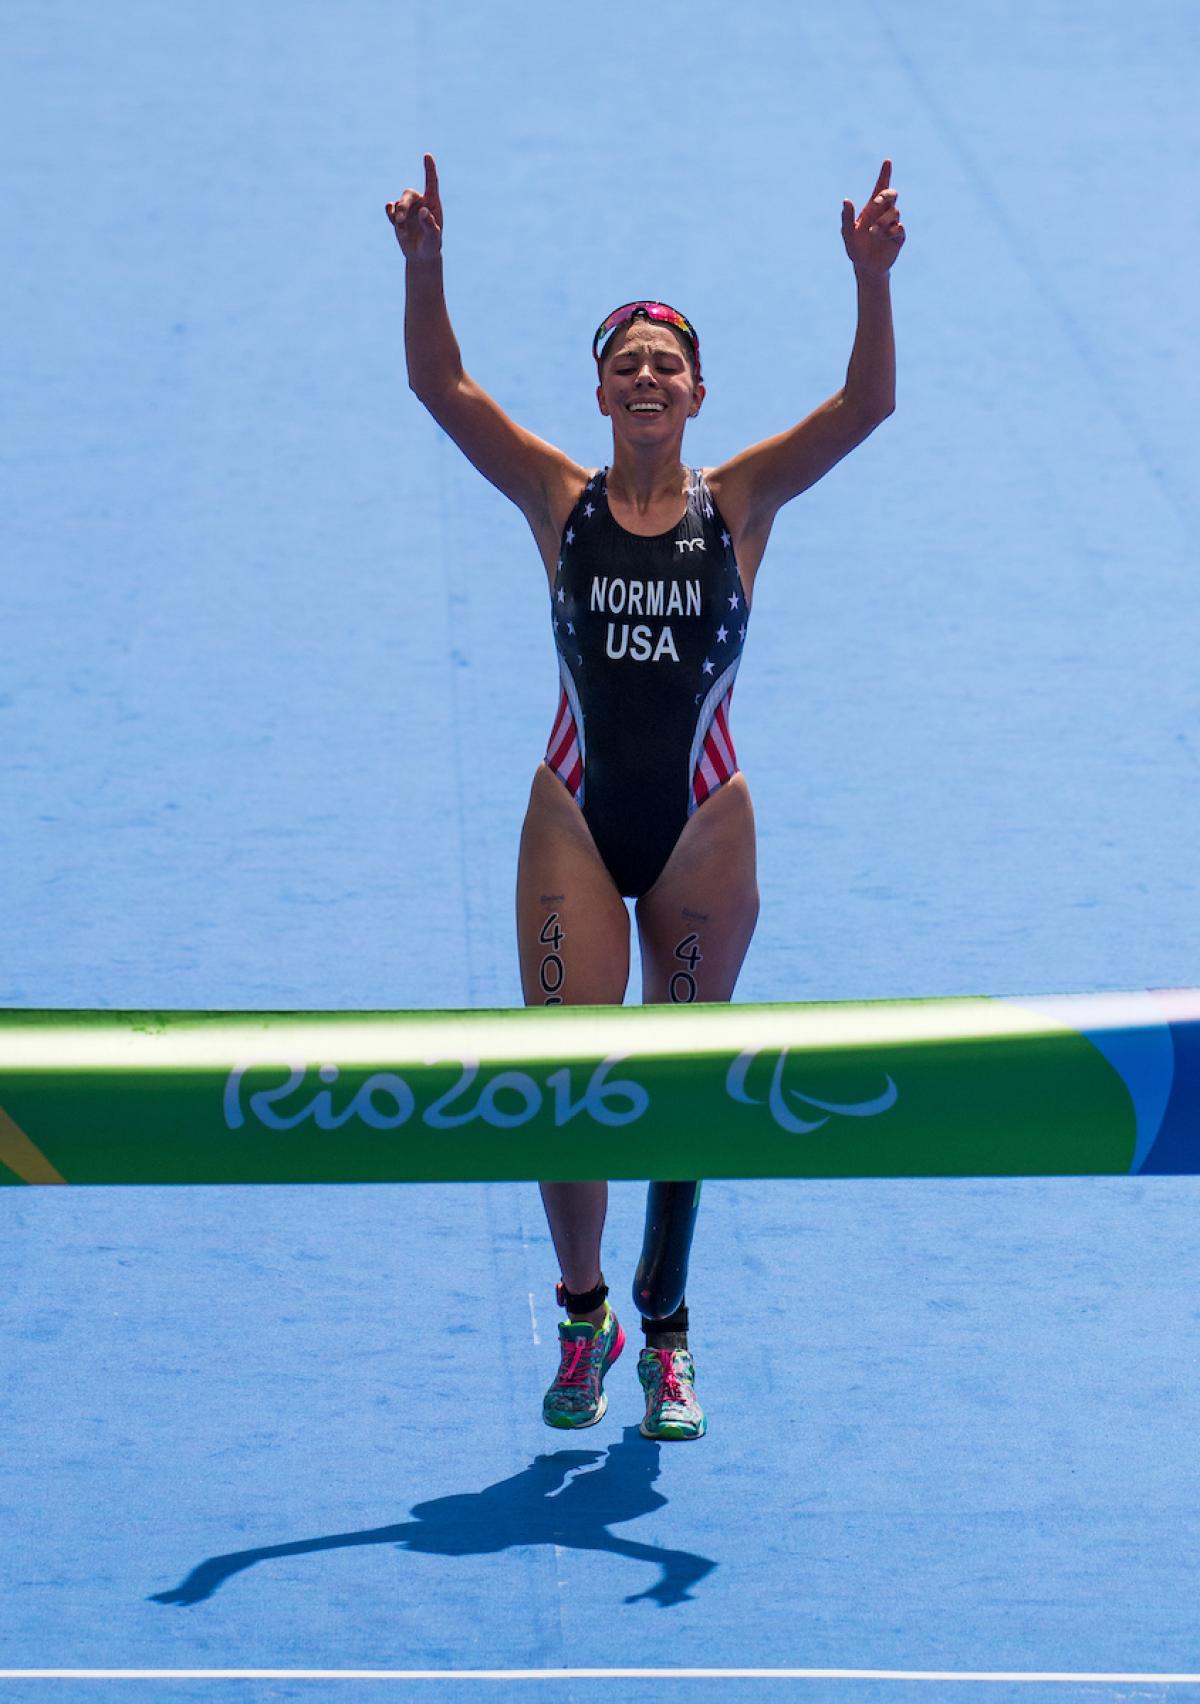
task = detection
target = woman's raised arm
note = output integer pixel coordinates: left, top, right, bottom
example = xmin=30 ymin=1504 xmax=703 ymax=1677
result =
xmin=707 ymin=160 xmax=905 ymax=577
xmin=387 ymin=156 xmax=585 ymax=547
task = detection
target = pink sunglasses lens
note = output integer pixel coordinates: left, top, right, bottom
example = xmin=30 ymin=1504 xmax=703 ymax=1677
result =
xmin=593 ymin=302 xmax=700 ymax=368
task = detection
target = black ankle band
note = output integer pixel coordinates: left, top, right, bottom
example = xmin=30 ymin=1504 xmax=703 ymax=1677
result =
xmin=556 ymin=1275 xmax=608 ymax=1314
xmin=643 ymin=1301 xmax=688 ymax=1347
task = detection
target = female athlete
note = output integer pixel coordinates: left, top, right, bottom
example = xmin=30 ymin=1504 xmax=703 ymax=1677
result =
xmin=387 ymin=155 xmax=904 ymax=1440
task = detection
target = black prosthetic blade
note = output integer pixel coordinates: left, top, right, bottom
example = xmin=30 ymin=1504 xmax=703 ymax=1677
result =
xmin=633 ymin=1180 xmax=702 ymax=1320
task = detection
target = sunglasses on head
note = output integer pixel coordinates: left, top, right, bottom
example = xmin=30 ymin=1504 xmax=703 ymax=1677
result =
xmin=592 ymin=301 xmax=702 ymax=382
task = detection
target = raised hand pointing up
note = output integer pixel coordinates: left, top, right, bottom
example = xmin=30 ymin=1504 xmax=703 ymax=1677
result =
xmin=841 ymin=160 xmax=905 ymax=278
xmin=386 ymin=153 xmax=443 ymax=262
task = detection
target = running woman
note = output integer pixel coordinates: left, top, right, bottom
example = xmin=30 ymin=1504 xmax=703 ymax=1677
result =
xmin=386 ymin=155 xmax=904 ymax=1440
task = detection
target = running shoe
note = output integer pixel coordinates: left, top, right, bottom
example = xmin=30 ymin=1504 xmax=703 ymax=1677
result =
xmin=542 ymin=1304 xmax=625 ymax=1430
xmin=637 ymin=1347 xmax=707 ymax=1440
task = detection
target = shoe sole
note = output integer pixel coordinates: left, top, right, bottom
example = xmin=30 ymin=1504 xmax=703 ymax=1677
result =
xmin=640 ymin=1414 xmax=707 ymax=1440
xmin=544 ymin=1391 xmax=609 ymax=1430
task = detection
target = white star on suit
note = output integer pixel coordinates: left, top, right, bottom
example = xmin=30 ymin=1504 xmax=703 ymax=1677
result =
xmin=721 ymin=531 xmax=731 ymax=548
xmin=566 ymin=528 xmax=575 ymax=545
xmin=716 ymin=624 xmax=728 ymax=643
xmin=739 ymin=623 xmax=747 ymax=641
xmin=702 ymin=658 xmax=715 ymax=676
xmin=729 ymin=591 xmax=739 ymax=609
xmin=583 ymin=503 xmax=595 ymax=518
xmin=557 ymin=587 xmax=565 ymax=603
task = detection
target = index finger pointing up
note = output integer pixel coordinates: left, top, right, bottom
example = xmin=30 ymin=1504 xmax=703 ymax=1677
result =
xmin=869 ymin=159 xmax=892 ymax=198
xmin=424 ymin=152 xmax=440 ymax=206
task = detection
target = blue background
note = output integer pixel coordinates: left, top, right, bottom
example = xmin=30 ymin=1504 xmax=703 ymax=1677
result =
xmin=2 ymin=1 xmax=1199 ymax=1698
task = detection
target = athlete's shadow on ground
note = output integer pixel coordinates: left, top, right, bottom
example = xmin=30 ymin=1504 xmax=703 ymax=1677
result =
xmin=150 ymin=1425 xmax=716 ymax=1610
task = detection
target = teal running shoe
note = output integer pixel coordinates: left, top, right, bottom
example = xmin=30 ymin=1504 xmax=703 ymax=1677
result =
xmin=637 ymin=1347 xmax=707 ymax=1440
xmin=542 ymin=1304 xmax=625 ymax=1430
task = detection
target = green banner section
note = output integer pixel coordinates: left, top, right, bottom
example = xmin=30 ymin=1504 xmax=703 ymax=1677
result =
xmin=0 ymin=1000 xmax=1137 ymax=1185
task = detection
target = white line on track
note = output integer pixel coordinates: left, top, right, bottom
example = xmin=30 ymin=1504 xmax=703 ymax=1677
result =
xmin=4 ymin=1670 xmax=1200 ymax=1684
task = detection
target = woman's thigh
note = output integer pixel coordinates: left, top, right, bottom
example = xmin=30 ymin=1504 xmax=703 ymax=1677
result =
xmin=635 ymin=773 xmax=759 ymax=1005
xmin=517 ymin=764 xmax=631 ymax=1007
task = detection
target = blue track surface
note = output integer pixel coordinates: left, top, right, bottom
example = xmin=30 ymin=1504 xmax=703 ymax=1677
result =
xmin=3 ymin=2 xmax=1200 ymax=1698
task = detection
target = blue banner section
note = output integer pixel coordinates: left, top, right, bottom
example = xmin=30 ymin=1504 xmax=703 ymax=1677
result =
xmin=1139 ymin=997 xmax=1200 ymax=1174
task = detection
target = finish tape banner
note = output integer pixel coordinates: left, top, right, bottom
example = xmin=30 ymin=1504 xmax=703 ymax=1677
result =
xmin=1 ymin=991 xmax=1198 ymax=1185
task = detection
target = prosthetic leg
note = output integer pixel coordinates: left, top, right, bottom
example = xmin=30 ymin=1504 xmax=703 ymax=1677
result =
xmin=633 ymin=1180 xmax=702 ymax=1322
xmin=632 ymin=1178 xmax=707 ymax=1438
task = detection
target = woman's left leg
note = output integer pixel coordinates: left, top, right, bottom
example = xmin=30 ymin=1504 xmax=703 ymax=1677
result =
xmin=636 ymin=772 xmax=760 ymax=1006
xmin=631 ymin=773 xmax=760 ymax=1438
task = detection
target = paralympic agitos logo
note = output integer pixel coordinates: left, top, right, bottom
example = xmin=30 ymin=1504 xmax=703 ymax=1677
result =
xmin=727 ymin=1048 xmax=898 ymax=1134
xmin=223 ymin=1050 xmax=898 ymax=1137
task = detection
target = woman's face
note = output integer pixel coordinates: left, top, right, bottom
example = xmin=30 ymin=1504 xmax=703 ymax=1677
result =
xmin=597 ymin=320 xmax=704 ymax=443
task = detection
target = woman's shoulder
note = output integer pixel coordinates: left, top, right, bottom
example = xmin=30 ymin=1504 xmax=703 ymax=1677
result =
xmin=569 ymin=465 xmax=605 ymax=499
xmin=547 ymin=466 xmax=603 ymax=541
xmin=694 ymin=466 xmax=728 ymax=523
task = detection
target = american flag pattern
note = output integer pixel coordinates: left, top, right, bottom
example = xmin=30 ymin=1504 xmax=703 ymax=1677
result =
xmin=546 ymin=659 xmax=585 ymax=803
xmin=688 ymin=660 xmax=740 ymax=813
xmin=545 ymin=466 xmax=748 ymax=895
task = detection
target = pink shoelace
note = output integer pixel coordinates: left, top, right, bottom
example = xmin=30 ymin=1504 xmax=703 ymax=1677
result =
xmin=651 ymin=1349 xmax=685 ymax=1404
xmin=556 ymin=1336 xmax=600 ymax=1387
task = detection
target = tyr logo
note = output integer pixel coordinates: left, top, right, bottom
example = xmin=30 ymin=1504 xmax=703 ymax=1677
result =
xmin=675 ymin=537 xmax=706 ymax=554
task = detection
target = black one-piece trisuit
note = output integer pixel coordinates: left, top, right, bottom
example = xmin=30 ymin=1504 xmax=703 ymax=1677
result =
xmin=544 ymin=466 xmax=749 ymax=898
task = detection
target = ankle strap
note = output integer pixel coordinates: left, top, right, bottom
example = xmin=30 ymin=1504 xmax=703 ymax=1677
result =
xmin=556 ymin=1275 xmax=608 ymax=1314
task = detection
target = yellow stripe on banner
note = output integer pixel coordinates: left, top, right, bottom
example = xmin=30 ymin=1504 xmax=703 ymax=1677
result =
xmin=0 ymin=1103 xmax=66 ymax=1184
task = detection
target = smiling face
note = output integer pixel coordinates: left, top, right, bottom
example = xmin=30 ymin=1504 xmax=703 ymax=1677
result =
xmin=596 ymin=319 xmax=704 ymax=444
